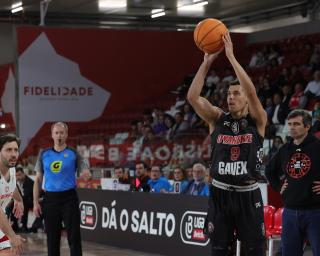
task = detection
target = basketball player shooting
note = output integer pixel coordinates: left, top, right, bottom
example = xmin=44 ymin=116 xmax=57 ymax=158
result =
xmin=187 ymin=31 xmax=267 ymax=255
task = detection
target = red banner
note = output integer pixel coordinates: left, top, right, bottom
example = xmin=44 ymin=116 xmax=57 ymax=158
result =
xmin=77 ymin=139 xmax=211 ymax=167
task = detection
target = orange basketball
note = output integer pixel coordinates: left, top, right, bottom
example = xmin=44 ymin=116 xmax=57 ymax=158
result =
xmin=194 ymin=18 xmax=228 ymax=54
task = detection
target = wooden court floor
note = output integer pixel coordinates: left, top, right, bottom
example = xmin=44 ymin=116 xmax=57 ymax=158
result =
xmin=20 ymin=233 xmax=313 ymax=256
xmin=20 ymin=233 xmax=162 ymax=256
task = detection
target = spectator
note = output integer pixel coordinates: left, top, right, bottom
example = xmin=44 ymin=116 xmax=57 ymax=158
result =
xmin=168 ymin=112 xmax=190 ymax=140
xmin=164 ymin=114 xmax=175 ymax=141
xmin=290 ymin=65 xmax=304 ymax=85
xmin=206 ymin=69 xmax=220 ymax=88
xmin=288 ymin=83 xmax=304 ymax=110
xmin=20 ymin=157 xmax=35 ymax=176
xmin=131 ymin=161 xmax=150 ymax=192
xmin=265 ymin=97 xmax=274 ymax=120
xmin=268 ymin=136 xmax=284 ymax=160
xmin=281 ymin=84 xmax=292 ymax=108
xmin=128 ymin=120 xmax=141 ymax=142
xmin=249 ymin=51 xmax=265 ymax=67
xmin=204 ymin=168 xmax=212 ymax=185
xmin=271 ymin=93 xmax=287 ymax=127
xmin=113 ymin=166 xmax=129 ymax=184
xmin=182 ymin=163 xmax=209 ymax=196
xmin=185 ymin=166 xmax=193 ymax=181
xmin=170 ymin=167 xmax=189 ymax=193
xmin=182 ymin=103 xmax=197 ymax=127
xmin=78 ymin=169 xmax=94 ymax=189
xmin=148 ymin=165 xmax=172 ymax=193
xmin=300 ymin=70 xmax=320 ymax=108
xmin=152 ymin=112 xmax=167 ymax=136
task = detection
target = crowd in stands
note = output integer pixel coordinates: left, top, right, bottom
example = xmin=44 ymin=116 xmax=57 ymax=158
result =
xmin=119 ymin=33 xmax=319 ymax=167
xmin=78 ymin=161 xmax=210 ymax=197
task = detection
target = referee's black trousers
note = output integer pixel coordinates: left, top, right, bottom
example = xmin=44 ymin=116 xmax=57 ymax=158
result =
xmin=43 ymin=189 xmax=82 ymax=256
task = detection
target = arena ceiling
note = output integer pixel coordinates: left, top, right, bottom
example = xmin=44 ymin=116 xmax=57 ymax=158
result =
xmin=0 ymin=0 xmax=318 ymax=30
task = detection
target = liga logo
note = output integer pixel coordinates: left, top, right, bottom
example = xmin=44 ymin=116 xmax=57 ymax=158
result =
xmin=180 ymin=211 xmax=210 ymax=246
xmin=50 ymin=161 xmax=62 ymax=173
xmin=80 ymin=201 xmax=98 ymax=230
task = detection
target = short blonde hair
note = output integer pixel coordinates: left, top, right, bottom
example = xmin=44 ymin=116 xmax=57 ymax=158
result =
xmin=51 ymin=122 xmax=68 ymax=132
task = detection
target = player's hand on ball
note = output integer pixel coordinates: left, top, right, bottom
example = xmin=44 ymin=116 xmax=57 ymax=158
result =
xmin=203 ymin=48 xmax=223 ymax=67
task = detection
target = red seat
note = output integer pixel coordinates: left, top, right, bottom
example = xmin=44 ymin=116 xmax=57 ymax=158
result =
xmin=268 ymin=207 xmax=284 ymax=256
xmin=264 ymin=205 xmax=276 ymax=237
xmin=270 ymin=207 xmax=284 ymax=235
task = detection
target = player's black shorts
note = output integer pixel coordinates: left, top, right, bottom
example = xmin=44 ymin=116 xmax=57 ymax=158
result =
xmin=205 ymin=185 xmax=265 ymax=246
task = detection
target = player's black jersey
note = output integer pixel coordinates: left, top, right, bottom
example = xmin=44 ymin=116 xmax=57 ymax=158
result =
xmin=210 ymin=113 xmax=264 ymax=185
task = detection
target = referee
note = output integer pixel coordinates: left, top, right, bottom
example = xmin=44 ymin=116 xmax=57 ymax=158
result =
xmin=33 ymin=122 xmax=89 ymax=256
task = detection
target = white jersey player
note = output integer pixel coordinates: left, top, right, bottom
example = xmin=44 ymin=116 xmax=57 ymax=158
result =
xmin=0 ymin=134 xmax=25 ymax=255
xmin=0 ymin=167 xmax=17 ymax=250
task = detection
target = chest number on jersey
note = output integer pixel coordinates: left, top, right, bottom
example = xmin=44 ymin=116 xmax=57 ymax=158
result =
xmin=50 ymin=161 xmax=62 ymax=173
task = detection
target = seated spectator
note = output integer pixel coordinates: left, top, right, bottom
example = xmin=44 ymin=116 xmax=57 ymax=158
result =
xmin=148 ymin=165 xmax=172 ymax=193
xmin=181 ymin=103 xmax=198 ymax=127
xmin=142 ymin=109 xmax=154 ymax=126
xmin=152 ymin=112 xmax=167 ymax=136
xmin=185 ymin=165 xmax=193 ymax=181
xmin=268 ymin=136 xmax=283 ymax=160
xmin=182 ymin=163 xmax=209 ymax=196
xmin=170 ymin=167 xmax=189 ymax=193
xmin=131 ymin=161 xmax=150 ymax=192
xmin=206 ymin=69 xmax=220 ymax=88
xmin=264 ymin=97 xmax=274 ymax=120
xmin=164 ymin=114 xmax=175 ymax=141
xmin=289 ymin=83 xmax=304 ymax=110
xmin=128 ymin=120 xmax=141 ymax=142
xmin=167 ymin=112 xmax=190 ymax=141
xmin=20 ymin=157 xmax=35 ymax=175
xmin=113 ymin=166 xmax=129 ymax=184
xmin=290 ymin=65 xmax=304 ymax=85
xmin=249 ymin=51 xmax=265 ymax=67
xmin=205 ymin=168 xmax=212 ymax=185
xmin=271 ymin=93 xmax=287 ymax=127
xmin=312 ymin=101 xmax=320 ymax=123
xmin=281 ymin=84 xmax=292 ymax=110
xmin=78 ymin=169 xmax=94 ymax=189
xmin=300 ymin=70 xmax=320 ymax=108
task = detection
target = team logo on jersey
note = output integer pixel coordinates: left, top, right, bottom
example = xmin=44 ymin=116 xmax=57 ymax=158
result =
xmin=240 ymin=119 xmax=248 ymax=129
xmin=231 ymin=122 xmax=239 ymax=134
xmin=5 ymin=186 xmax=9 ymax=193
xmin=286 ymin=153 xmax=311 ymax=179
xmin=231 ymin=146 xmax=240 ymax=161
xmin=64 ymin=153 xmax=68 ymax=158
xmin=50 ymin=161 xmax=63 ymax=173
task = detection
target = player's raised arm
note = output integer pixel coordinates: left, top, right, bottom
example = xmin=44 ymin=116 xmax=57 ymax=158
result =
xmin=223 ymin=32 xmax=267 ymax=136
xmin=187 ymin=52 xmax=223 ymax=133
